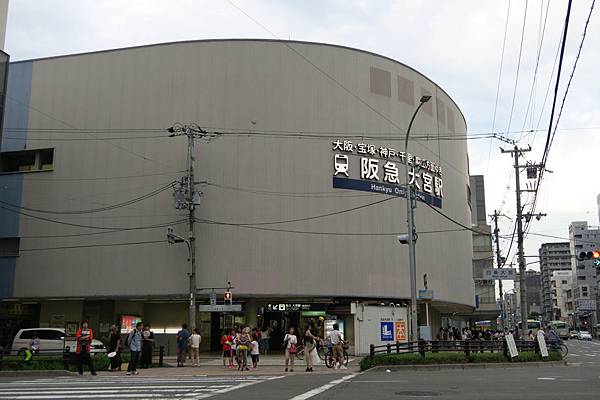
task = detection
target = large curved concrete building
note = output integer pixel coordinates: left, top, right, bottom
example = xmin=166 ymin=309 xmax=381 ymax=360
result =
xmin=0 ymin=40 xmax=473 ymax=352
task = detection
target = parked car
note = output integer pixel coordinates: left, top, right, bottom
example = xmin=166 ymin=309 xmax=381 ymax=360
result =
xmin=577 ymin=331 xmax=593 ymax=341
xmin=569 ymin=330 xmax=580 ymax=339
xmin=11 ymin=328 xmax=106 ymax=355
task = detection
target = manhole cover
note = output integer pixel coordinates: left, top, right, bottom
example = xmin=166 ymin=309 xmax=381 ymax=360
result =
xmin=395 ymin=391 xmax=440 ymax=397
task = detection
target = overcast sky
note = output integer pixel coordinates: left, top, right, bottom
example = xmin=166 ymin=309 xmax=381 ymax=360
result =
xmin=5 ymin=0 xmax=600 ymax=286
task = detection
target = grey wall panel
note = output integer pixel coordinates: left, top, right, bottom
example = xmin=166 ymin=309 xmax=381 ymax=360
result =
xmin=9 ymin=40 xmax=474 ymax=307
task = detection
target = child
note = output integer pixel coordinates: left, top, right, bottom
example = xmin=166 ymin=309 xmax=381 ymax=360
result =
xmin=30 ymin=334 xmax=40 ymax=354
xmin=250 ymin=337 xmax=260 ymax=369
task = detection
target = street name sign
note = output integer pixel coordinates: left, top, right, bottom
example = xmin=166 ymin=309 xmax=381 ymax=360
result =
xmin=199 ymin=304 xmax=241 ymax=312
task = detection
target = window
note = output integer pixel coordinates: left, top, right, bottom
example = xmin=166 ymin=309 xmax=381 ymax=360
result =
xmin=578 ymin=276 xmax=586 ymax=280
xmin=18 ymin=330 xmax=36 ymax=340
xmin=0 ymin=238 xmax=19 ymax=257
xmin=0 ymin=148 xmax=54 ymax=173
xmin=562 ymin=280 xmax=568 ymax=284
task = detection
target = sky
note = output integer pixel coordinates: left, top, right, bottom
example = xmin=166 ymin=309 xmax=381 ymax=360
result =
xmin=4 ymin=0 xmax=600 ymax=287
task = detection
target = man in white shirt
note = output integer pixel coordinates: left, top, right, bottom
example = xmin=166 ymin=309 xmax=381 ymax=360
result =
xmin=327 ymin=323 xmax=346 ymax=369
xmin=189 ymin=328 xmax=202 ymax=366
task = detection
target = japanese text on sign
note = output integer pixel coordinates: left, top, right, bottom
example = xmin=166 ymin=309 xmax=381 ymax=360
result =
xmin=332 ymin=139 xmax=444 ymax=198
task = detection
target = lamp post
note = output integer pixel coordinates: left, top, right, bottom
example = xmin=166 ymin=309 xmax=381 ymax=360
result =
xmin=404 ymin=95 xmax=431 ymax=343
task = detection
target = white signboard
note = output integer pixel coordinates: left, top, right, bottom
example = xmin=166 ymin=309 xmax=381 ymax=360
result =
xmin=576 ymin=299 xmax=597 ymax=311
xmin=482 ymin=268 xmax=516 ymax=280
xmin=537 ymin=331 xmax=549 ymax=358
xmin=505 ymin=333 xmax=518 ymax=359
xmin=199 ymin=304 xmax=242 ymax=312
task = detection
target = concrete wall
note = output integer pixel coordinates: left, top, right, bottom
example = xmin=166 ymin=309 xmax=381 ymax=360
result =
xmin=4 ymin=40 xmax=473 ymax=307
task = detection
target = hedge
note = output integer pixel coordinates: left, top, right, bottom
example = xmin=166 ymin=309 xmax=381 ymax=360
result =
xmin=0 ymin=352 xmax=150 ymax=372
xmin=360 ymin=350 xmax=563 ymax=370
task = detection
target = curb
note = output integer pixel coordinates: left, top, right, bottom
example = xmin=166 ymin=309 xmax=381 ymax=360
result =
xmin=0 ymin=370 xmax=78 ymax=377
xmin=369 ymin=361 xmax=567 ymax=371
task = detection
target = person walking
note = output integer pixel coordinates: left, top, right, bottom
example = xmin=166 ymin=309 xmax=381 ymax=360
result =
xmin=108 ymin=325 xmax=122 ymax=372
xmin=327 ymin=323 xmax=346 ymax=369
xmin=220 ymin=330 xmax=234 ymax=368
xmin=237 ymin=327 xmax=251 ymax=371
xmin=140 ymin=323 xmax=154 ymax=369
xmin=260 ymin=327 xmax=271 ymax=355
xmin=126 ymin=322 xmax=143 ymax=375
xmin=283 ymin=327 xmax=298 ymax=372
xmin=190 ymin=328 xmax=202 ymax=366
xmin=176 ymin=323 xmax=191 ymax=367
xmin=76 ymin=321 xmax=97 ymax=376
xmin=303 ymin=325 xmax=317 ymax=372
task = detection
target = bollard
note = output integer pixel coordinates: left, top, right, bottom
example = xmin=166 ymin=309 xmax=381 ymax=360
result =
xmin=396 ymin=341 xmax=401 ymax=354
xmin=386 ymin=343 xmax=391 ymax=355
xmin=370 ymin=344 xmax=375 ymax=358
xmin=465 ymin=340 xmax=470 ymax=357
xmin=159 ymin=346 xmax=164 ymax=367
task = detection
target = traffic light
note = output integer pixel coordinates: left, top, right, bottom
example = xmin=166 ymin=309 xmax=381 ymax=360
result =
xmin=578 ymin=250 xmax=600 ymax=264
xmin=224 ymin=290 xmax=232 ymax=304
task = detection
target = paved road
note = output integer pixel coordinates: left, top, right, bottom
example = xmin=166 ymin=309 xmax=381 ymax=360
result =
xmin=1 ymin=340 xmax=599 ymax=399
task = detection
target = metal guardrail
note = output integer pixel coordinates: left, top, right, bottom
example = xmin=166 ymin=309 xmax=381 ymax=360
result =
xmin=369 ymin=340 xmax=561 ymax=358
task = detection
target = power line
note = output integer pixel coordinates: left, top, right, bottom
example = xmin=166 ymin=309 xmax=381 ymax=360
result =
xmin=201 ymin=196 xmax=398 ymax=226
xmin=195 ymin=219 xmax=472 ymax=236
xmin=23 ymin=170 xmax=185 ymax=182
xmin=19 ymin=219 xmax=188 ymax=239
xmin=0 ymin=182 xmax=174 ymax=214
xmin=421 ymin=201 xmax=491 ymax=236
xmin=0 ymin=204 xmax=185 ymax=231
xmin=225 ymin=0 xmax=469 ymax=180
xmin=505 ymin=0 xmax=530 ymax=137
xmin=486 ymin=0 xmax=512 ymax=175
xmin=19 ymin=239 xmax=165 ymax=252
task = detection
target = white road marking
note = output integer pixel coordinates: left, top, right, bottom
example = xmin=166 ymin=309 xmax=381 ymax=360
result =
xmin=562 ymin=379 xmax=585 ymax=382
xmin=194 ymin=375 xmax=285 ymax=399
xmin=537 ymin=377 xmax=556 ymax=381
xmin=288 ymin=374 xmax=355 ymax=400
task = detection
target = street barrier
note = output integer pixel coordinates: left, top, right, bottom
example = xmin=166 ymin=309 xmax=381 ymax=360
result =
xmin=369 ymin=339 xmax=562 ymax=359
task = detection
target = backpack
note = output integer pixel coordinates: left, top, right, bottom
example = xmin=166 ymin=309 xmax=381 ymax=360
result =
xmin=125 ymin=330 xmax=135 ymax=347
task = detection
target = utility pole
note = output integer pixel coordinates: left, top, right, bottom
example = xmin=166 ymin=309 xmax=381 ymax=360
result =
xmin=490 ymin=210 xmax=507 ymax=327
xmin=168 ymin=123 xmax=215 ymax=331
xmin=501 ymin=145 xmax=531 ymax=334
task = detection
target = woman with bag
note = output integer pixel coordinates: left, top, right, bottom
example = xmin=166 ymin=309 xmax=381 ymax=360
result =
xmin=303 ymin=325 xmax=317 ymax=372
xmin=283 ymin=327 xmax=298 ymax=372
xmin=237 ymin=327 xmax=252 ymax=371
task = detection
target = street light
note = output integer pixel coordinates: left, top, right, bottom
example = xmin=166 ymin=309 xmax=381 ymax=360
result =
xmin=404 ymin=95 xmax=431 ymax=343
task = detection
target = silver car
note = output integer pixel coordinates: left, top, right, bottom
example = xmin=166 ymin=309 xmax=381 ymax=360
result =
xmin=11 ymin=328 xmax=106 ymax=355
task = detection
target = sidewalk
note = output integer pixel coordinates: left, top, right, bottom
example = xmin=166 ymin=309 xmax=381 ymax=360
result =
xmin=124 ymin=352 xmax=361 ymax=376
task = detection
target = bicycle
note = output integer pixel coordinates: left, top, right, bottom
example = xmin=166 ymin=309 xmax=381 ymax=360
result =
xmin=296 ymin=339 xmax=326 ymax=361
xmin=325 ymin=344 xmax=349 ymax=368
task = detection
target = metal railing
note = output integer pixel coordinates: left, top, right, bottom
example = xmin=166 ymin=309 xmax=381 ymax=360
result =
xmin=369 ymin=340 xmax=560 ymax=358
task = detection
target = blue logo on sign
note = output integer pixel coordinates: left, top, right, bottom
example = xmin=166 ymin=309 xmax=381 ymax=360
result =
xmin=380 ymin=322 xmax=394 ymax=341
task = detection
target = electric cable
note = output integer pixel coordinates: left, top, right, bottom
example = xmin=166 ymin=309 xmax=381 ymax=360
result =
xmin=0 ymin=181 xmax=174 ymax=214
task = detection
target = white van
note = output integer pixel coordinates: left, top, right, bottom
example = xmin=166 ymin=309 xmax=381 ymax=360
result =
xmin=11 ymin=328 xmax=106 ymax=355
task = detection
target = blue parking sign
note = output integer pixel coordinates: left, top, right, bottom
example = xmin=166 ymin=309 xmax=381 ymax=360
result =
xmin=380 ymin=322 xmax=394 ymax=341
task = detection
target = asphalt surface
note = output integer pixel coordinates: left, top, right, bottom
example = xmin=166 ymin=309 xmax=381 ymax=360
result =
xmin=0 ymin=340 xmax=599 ymax=399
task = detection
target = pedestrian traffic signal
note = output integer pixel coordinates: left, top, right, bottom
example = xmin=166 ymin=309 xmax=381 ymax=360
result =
xmin=224 ymin=290 xmax=232 ymax=304
xmin=578 ymin=250 xmax=600 ymax=261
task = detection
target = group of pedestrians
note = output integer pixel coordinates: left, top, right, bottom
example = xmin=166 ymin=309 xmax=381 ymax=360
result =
xmin=108 ymin=322 xmax=156 ymax=375
xmin=220 ymin=326 xmax=261 ymax=370
xmin=175 ymin=323 xmax=202 ymax=367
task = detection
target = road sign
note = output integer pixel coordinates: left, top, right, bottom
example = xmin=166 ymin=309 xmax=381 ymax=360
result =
xmin=418 ymin=289 xmax=434 ymax=301
xmin=199 ymin=304 xmax=241 ymax=312
xmin=594 ymin=259 xmax=600 ymax=267
xmin=209 ymin=292 xmax=217 ymax=306
xmin=23 ymin=350 xmax=32 ymax=361
xmin=482 ymin=268 xmax=516 ymax=280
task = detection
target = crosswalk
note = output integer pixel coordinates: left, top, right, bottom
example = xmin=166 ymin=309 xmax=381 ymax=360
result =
xmin=0 ymin=375 xmax=284 ymax=399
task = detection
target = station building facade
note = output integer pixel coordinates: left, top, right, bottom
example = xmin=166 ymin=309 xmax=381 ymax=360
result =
xmin=0 ymin=39 xmax=474 ymax=353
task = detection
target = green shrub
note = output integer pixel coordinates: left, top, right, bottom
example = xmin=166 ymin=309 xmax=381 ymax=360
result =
xmin=469 ymin=352 xmax=507 ymax=363
xmin=546 ymin=351 xmax=563 ymax=361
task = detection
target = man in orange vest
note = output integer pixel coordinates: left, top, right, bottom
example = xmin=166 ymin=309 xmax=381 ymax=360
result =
xmin=76 ymin=320 xmax=97 ymax=375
